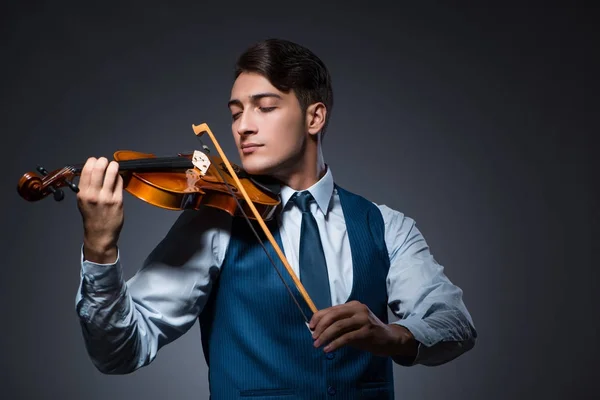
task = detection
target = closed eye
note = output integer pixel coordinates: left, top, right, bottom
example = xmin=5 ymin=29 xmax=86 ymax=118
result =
xmin=232 ymin=106 xmax=276 ymax=121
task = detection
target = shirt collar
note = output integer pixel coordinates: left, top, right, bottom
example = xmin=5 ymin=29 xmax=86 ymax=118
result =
xmin=279 ymin=165 xmax=334 ymax=215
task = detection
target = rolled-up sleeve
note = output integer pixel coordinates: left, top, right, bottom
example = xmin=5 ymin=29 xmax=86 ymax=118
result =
xmin=379 ymin=205 xmax=477 ymax=366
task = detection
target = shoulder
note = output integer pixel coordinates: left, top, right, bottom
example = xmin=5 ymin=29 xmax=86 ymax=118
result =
xmin=153 ymin=205 xmax=234 ymax=266
xmin=334 ymin=184 xmax=415 ymax=232
xmin=371 ymin=203 xmax=425 ymax=259
xmin=373 ymin=203 xmax=415 ymax=234
xmin=373 ymin=203 xmax=413 ymax=228
xmin=166 ymin=206 xmax=233 ymax=238
xmin=334 ymin=185 xmax=418 ymax=245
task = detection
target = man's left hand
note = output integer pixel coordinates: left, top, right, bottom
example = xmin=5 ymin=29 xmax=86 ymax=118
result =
xmin=309 ymin=300 xmax=417 ymax=357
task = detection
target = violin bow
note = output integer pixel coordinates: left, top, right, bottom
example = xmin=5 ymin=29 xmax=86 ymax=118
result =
xmin=192 ymin=123 xmax=318 ymax=327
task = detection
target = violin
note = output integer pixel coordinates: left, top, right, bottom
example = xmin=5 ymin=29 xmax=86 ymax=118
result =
xmin=17 ymin=123 xmax=319 ymax=323
xmin=18 ymin=148 xmax=280 ymax=219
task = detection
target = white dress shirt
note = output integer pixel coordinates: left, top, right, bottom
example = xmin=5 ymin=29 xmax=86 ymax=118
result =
xmin=75 ymin=166 xmax=476 ymax=373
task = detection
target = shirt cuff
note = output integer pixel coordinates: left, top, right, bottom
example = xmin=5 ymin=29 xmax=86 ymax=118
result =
xmin=80 ymin=245 xmax=124 ymax=290
xmin=391 ymin=318 xmax=442 ymax=366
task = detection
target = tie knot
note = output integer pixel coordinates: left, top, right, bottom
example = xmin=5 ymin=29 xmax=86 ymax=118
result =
xmin=290 ymin=190 xmax=314 ymax=213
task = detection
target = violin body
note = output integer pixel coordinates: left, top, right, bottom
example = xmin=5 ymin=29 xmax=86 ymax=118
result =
xmin=116 ymin=150 xmax=280 ymax=219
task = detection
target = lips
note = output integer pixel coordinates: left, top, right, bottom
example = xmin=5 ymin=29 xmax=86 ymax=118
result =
xmin=241 ymin=143 xmax=263 ymax=154
xmin=241 ymin=143 xmax=262 ymax=149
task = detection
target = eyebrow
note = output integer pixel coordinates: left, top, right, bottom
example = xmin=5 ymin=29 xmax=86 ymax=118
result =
xmin=227 ymin=92 xmax=283 ymax=108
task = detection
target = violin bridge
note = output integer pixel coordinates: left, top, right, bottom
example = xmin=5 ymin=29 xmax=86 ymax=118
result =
xmin=192 ymin=150 xmax=211 ymax=176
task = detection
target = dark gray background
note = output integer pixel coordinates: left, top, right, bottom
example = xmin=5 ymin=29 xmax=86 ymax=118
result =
xmin=2 ymin=2 xmax=595 ymax=399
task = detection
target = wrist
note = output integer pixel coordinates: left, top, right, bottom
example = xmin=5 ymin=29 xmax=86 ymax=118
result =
xmin=386 ymin=324 xmax=418 ymax=358
xmin=83 ymin=239 xmax=118 ymax=264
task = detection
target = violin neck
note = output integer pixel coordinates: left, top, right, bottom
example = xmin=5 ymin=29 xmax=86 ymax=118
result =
xmin=70 ymin=156 xmax=194 ymax=175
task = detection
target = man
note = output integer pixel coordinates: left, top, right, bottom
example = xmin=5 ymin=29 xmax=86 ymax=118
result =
xmin=75 ymin=38 xmax=477 ymax=399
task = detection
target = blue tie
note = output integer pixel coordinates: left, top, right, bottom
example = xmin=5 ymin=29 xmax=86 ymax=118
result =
xmin=290 ymin=191 xmax=332 ymax=310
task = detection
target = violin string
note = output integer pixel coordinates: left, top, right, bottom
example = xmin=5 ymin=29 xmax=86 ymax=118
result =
xmin=71 ymin=156 xmax=193 ymax=173
xmin=197 ymin=140 xmax=310 ymax=325
xmin=120 ymin=157 xmax=193 ymax=170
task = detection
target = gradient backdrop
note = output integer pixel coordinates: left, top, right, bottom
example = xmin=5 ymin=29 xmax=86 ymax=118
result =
xmin=2 ymin=2 xmax=595 ymax=399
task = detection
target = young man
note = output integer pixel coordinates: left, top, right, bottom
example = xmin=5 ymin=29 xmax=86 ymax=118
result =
xmin=75 ymin=38 xmax=477 ymax=399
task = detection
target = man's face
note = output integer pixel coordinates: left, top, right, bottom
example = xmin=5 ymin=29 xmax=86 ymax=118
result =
xmin=228 ymin=72 xmax=307 ymax=177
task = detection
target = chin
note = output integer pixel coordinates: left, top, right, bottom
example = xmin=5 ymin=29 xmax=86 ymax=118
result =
xmin=240 ymin=156 xmax=277 ymax=177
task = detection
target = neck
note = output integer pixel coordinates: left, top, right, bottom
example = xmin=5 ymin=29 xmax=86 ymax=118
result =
xmin=274 ymin=137 xmax=326 ymax=191
xmin=285 ymin=161 xmax=327 ymax=191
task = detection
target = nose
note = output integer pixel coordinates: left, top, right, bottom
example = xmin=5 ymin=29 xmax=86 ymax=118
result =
xmin=236 ymin=110 xmax=258 ymax=137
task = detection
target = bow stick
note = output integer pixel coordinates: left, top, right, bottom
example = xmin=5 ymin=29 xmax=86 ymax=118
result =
xmin=192 ymin=123 xmax=319 ymax=322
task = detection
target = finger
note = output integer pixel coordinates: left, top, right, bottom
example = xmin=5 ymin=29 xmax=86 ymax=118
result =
xmin=309 ymin=309 xmax=328 ymax=331
xmin=88 ymin=157 xmax=109 ymax=192
xmin=311 ymin=304 xmax=356 ymax=338
xmin=101 ymin=161 xmax=120 ymax=193
xmin=113 ymin=173 xmax=124 ymax=202
xmin=78 ymin=157 xmax=97 ymax=191
xmin=314 ymin=316 xmax=362 ymax=348
xmin=311 ymin=301 xmax=360 ymax=328
xmin=323 ymin=326 xmax=368 ymax=353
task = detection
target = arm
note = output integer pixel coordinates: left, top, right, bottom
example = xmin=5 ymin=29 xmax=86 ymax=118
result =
xmin=381 ymin=206 xmax=477 ymax=366
xmin=75 ymin=207 xmax=231 ymax=374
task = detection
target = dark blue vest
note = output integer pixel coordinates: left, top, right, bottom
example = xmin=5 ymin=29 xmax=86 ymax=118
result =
xmin=199 ymin=185 xmax=394 ymax=399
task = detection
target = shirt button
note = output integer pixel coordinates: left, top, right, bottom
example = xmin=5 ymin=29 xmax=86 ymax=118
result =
xmin=327 ymin=386 xmax=336 ymax=396
xmin=326 ymin=352 xmax=335 ymax=360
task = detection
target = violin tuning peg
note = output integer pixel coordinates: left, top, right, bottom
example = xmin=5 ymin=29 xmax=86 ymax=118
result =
xmin=36 ymin=166 xmax=49 ymax=176
xmin=64 ymin=179 xmax=79 ymax=193
xmin=48 ymin=186 xmax=64 ymax=201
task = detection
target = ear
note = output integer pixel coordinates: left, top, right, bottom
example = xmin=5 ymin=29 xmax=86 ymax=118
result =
xmin=305 ymin=102 xmax=327 ymax=136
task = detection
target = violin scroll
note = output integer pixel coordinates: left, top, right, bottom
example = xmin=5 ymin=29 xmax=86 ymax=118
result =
xmin=18 ymin=165 xmax=79 ymax=202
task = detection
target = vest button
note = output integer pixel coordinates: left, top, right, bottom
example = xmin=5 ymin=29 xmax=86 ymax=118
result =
xmin=326 ymin=352 xmax=335 ymax=360
xmin=327 ymin=385 xmax=336 ymax=396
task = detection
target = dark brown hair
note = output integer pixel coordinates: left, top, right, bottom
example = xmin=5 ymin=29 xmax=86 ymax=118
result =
xmin=235 ymin=38 xmax=334 ymax=137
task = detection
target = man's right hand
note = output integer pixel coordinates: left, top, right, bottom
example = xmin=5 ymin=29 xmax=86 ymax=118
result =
xmin=77 ymin=157 xmax=124 ymax=264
